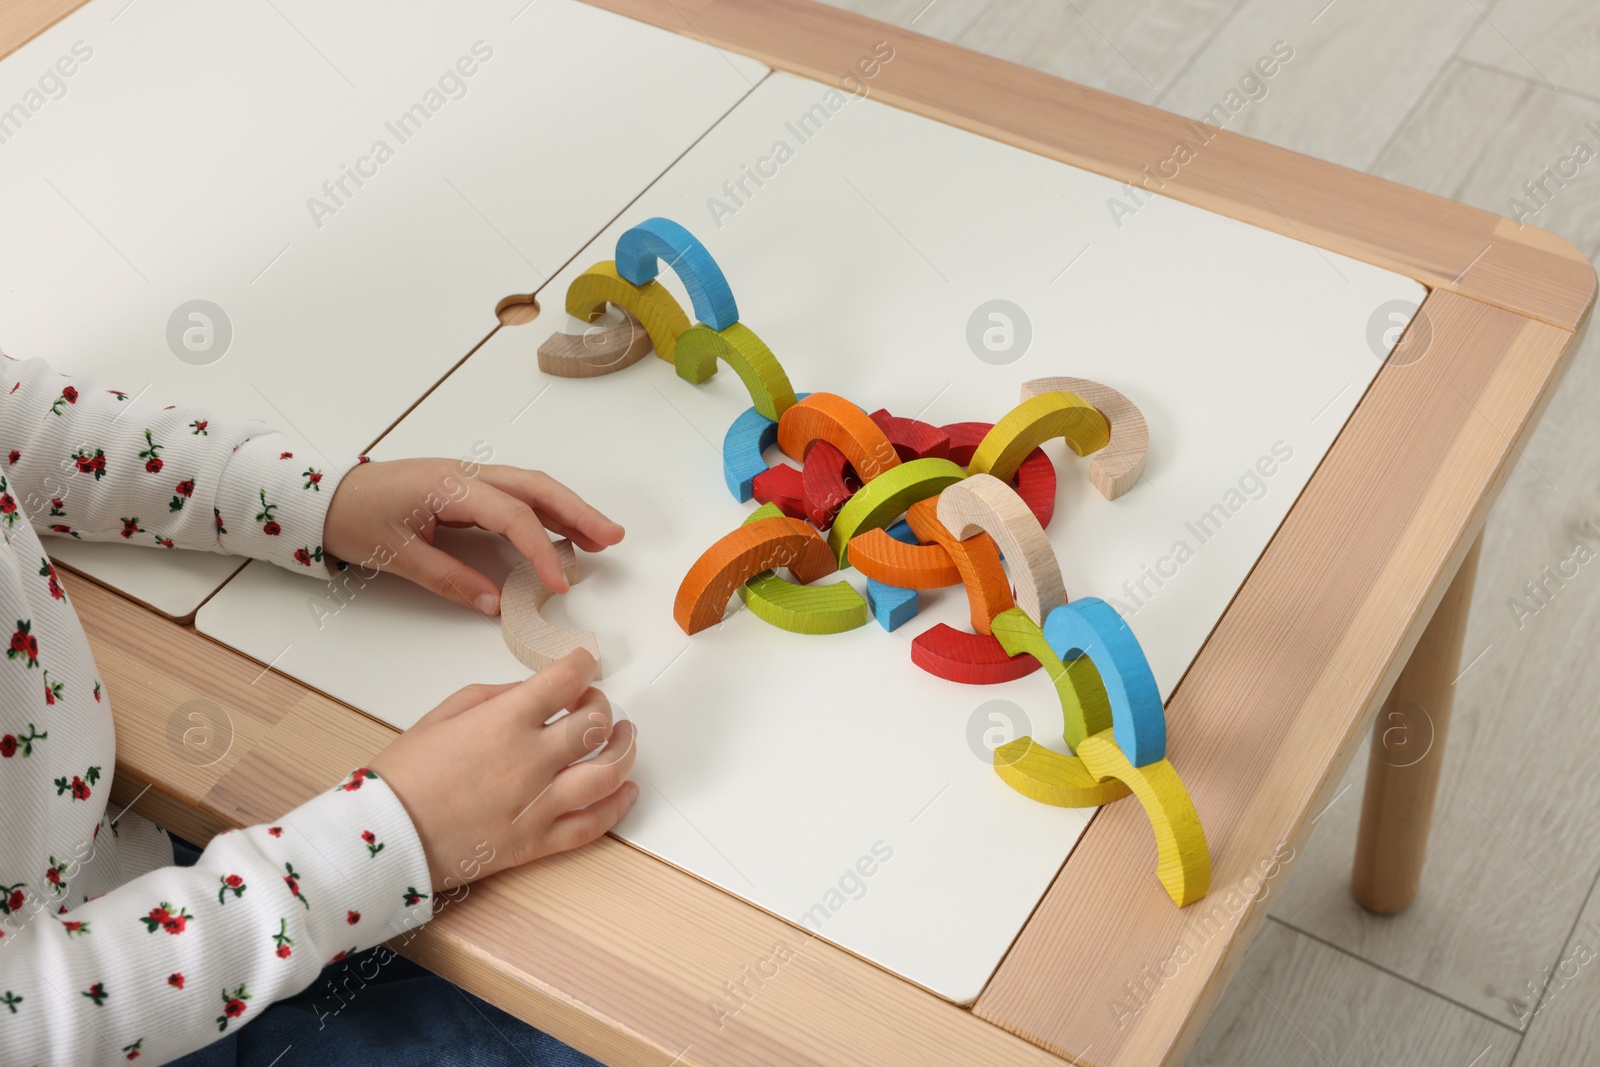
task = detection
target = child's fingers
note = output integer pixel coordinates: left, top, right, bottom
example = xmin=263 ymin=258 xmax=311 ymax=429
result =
xmin=494 ymin=649 xmax=599 ymax=735
xmin=479 ymin=467 xmax=625 ymax=550
xmin=387 ymin=538 xmax=503 ymax=616
xmin=532 ymin=515 xmax=610 ymax=554
xmin=547 ymin=720 xmax=637 ymax=812
xmin=543 ymin=781 xmax=639 ymax=855
xmin=446 ymin=481 xmax=570 ymax=593
xmin=412 ymin=681 xmax=521 ymax=729
xmin=532 ymin=687 xmax=615 ymax=772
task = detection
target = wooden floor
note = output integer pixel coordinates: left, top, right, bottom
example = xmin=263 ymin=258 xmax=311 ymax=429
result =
xmin=824 ymin=1 xmax=1600 ymax=1062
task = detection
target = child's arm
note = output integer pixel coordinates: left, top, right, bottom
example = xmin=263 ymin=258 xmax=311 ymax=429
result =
xmin=0 ymin=355 xmax=356 ymax=574
xmin=0 ymin=651 xmax=634 ymax=1065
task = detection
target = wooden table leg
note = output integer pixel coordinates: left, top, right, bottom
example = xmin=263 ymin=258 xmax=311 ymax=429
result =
xmin=1352 ymin=532 xmax=1483 ymax=913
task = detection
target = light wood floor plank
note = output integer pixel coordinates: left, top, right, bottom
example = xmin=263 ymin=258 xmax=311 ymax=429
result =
xmin=1371 ymin=61 xmax=1600 ymax=259
xmin=1184 ymin=920 xmax=1518 ymax=1067
xmin=1264 ymin=57 xmax=1600 ymax=1034
xmin=1159 ymin=0 xmax=1484 ymax=171
xmin=813 ymin=0 xmax=994 ymax=44
xmin=1459 ymin=0 xmax=1600 ymax=101
xmin=1514 ymin=880 xmax=1600 ymax=1066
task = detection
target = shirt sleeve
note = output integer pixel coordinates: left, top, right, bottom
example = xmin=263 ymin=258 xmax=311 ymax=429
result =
xmin=0 ymin=768 xmax=435 ymax=1066
xmin=0 ymin=355 xmax=361 ymax=577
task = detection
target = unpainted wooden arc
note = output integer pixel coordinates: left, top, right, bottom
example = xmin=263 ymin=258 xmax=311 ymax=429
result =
xmin=1020 ymin=376 xmax=1148 ymax=500
xmin=537 ymin=310 xmax=653 ymax=379
xmin=501 ymin=540 xmax=601 ymax=674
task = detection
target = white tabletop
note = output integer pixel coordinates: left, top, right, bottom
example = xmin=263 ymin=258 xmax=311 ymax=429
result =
xmin=0 ymin=0 xmax=765 ymax=615
xmin=197 ymin=71 xmax=1423 ymax=1002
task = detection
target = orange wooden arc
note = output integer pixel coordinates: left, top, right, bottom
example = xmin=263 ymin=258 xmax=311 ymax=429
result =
xmin=673 ymin=516 xmax=837 ymax=635
xmin=776 ymin=392 xmax=901 ymax=483
xmin=847 ymin=526 xmax=961 ymax=589
xmin=905 ymin=498 xmax=1013 ymax=635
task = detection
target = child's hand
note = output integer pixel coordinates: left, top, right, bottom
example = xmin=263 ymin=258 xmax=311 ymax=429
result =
xmin=371 ymin=649 xmax=637 ymax=891
xmin=323 ymin=458 xmax=625 ymax=615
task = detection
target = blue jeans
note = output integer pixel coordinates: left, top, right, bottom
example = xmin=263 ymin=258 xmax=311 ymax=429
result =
xmin=168 ymin=837 xmax=601 ymax=1067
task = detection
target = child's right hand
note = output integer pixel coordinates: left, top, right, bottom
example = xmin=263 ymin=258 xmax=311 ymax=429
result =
xmin=371 ymin=649 xmax=637 ymax=891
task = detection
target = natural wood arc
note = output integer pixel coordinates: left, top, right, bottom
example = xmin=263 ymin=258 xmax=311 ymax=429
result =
xmin=73 ymin=579 xmax=1073 ymax=1067
xmin=937 ymin=474 xmax=1065 ymax=625
xmin=537 ymin=310 xmax=653 ymax=379
xmin=500 ymin=541 xmax=601 ymax=674
xmin=579 ymin=0 xmax=1596 ymax=332
xmin=973 ymin=292 xmax=1583 ymax=1064
xmin=1352 ymin=532 xmax=1482 ymax=914
xmin=1020 ymin=377 xmax=1148 ymax=500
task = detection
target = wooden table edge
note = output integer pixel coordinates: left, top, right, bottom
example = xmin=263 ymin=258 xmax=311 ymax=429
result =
xmin=6 ymin=0 xmax=1594 ymax=1063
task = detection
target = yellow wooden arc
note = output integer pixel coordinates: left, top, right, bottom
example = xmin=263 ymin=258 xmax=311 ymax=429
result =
xmin=564 ymin=260 xmax=691 ymax=366
xmin=967 ymin=391 xmax=1111 ymax=484
xmin=675 ymin=322 xmax=799 ymax=422
xmin=993 ymin=736 xmax=1131 ymax=807
xmin=1077 ymin=731 xmax=1211 ymax=907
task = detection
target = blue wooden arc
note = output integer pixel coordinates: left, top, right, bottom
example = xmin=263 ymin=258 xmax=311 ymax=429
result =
xmin=615 ymin=217 xmax=740 ymax=330
xmin=722 ymin=393 xmax=812 ymax=502
xmin=1041 ymin=597 xmax=1166 ymax=767
xmin=866 ymin=520 xmax=920 ymax=631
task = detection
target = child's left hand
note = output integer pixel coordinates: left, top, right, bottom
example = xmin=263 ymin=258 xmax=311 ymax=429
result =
xmin=323 ymin=458 xmax=624 ymax=616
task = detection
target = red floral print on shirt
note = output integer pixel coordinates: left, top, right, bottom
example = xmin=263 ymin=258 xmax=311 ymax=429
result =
xmin=271 ymin=917 xmax=293 ymax=958
xmin=1 ymin=724 xmax=45 ymax=757
xmin=254 ymin=488 xmax=280 ymax=536
xmin=5 ymin=450 xmax=16 ymax=465
xmin=189 ymin=418 xmax=208 ymax=435
xmin=267 ymin=826 xmax=282 ymax=837
xmin=47 ymin=496 xmax=64 ymax=516
xmin=283 ymin=862 xmax=309 ymax=909
xmin=302 ymin=467 xmax=323 ymax=490
xmin=213 ymin=507 xmax=227 ymax=535
xmin=54 ymin=766 xmax=100 ymax=800
xmin=167 ymin=973 xmax=184 ymax=990
xmin=139 ymin=902 xmax=192 ymax=935
xmin=43 ymin=670 xmax=63 ymax=706
xmin=123 ymin=1038 xmax=143 ymax=1060
xmin=216 ymin=983 xmax=250 ymax=1031
xmin=279 ymin=451 xmax=293 ymax=460
xmin=81 ymin=982 xmax=107 ymax=1006
xmin=402 ymin=887 xmax=429 ymax=907
xmin=39 ymin=558 xmax=64 ymax=600
xmin=70 ymin=446 xmax=107 ymax=480
xmin=61 ymin=919 xmax=89 ymax=937
xmin=45 ymin=856 xmax=69 ymax=895
xmin=361 ymin=830 xmax=384 ymax=857
xmin=0 ymin=884 xmax=25 ymax=915
xmin=170 ymin=478 xmax=195 ymax=513
xmin=293 ymin=545 xmax=324 ymax=566
xmin=338 ymin=767 xmax=375 ymax=792
xmin=48 ymin=385 xmax=78 ymax=416
xmin=347 ymin=910 xmax=360 ymax=925
xmin=137 ymin=429 xmax=164 ymax=473
xmin=217 ymin=873 xmax=246 ymax=905
xmin=0 ymin=476 xmax=18 ymax=529
xmin=118 ymin=517 xmax=141 ymax=540
xmin=8 ymin=619 xmax=38 ymax=667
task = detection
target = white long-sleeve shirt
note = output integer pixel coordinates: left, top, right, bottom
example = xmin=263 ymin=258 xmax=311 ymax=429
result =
xmin=0 ymin=356 xmax=434 ymax=1065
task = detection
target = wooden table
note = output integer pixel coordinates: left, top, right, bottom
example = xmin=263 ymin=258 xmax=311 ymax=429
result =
xmin=9 ymin=1 xmax=1596 ymax=1064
